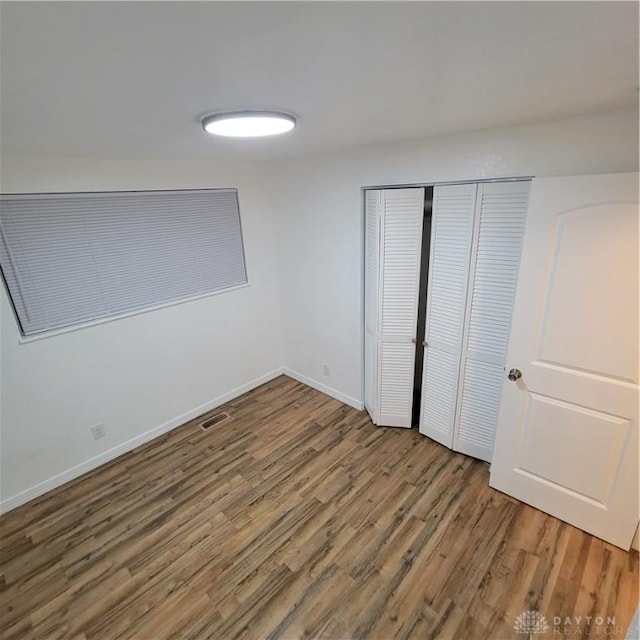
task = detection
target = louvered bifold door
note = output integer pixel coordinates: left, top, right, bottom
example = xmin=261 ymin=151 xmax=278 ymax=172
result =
xmin=453 ymin=181 xmax=530 ymax=461
xmin=377 ymin=188 xmax=425 ymax=428
xmin=364 ymin=190 xmax=381 ymax=423
xmin=420 ymin=184 xmax=477 ymax=445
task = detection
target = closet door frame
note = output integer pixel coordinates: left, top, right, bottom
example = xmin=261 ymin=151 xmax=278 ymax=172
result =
xmin=362 ymin=177 xmax=532 ymax=432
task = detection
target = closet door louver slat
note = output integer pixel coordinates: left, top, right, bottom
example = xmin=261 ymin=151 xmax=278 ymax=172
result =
xmin=420 ymin=183 xmax=477 ymax=446
xmin=454 ymin=181 xmax=530 ymax=461
xmin=378 ymin=188 xmax=425 ymax=428
xmin=364 ymin=190 xmax=381 ymax=422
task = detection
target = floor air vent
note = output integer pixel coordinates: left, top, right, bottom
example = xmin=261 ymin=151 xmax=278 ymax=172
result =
xmin=200 ymin=412 xmax=230 ymax=431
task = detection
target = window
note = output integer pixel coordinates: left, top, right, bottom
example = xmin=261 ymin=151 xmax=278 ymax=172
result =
xmin=0 ymin=188 xmax=248 ymax=337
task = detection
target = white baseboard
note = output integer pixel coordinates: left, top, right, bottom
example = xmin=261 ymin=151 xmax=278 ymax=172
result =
xmin=0 ymin=367 xmax=284 ymax=514
xmin=282 ymin=367 xmax=364 ymax=411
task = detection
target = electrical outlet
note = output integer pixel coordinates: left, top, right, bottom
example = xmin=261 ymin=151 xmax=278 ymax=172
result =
xmin=322 ymin=363 xmax=331 ymax=376
xmin=90 ymin=423 xmax=106 ymax=440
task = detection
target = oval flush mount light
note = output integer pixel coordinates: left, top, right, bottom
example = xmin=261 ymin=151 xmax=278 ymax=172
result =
xmin=201 ymin=110 xmax=296 ymax=138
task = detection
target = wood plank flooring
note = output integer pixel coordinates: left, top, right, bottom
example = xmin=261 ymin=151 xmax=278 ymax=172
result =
xmin=1 ymin=375 xmax=637 ymax=639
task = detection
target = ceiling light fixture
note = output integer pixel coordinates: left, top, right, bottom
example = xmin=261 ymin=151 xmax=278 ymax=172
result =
xmin=201 ymin=110 xmax=296 ymax=138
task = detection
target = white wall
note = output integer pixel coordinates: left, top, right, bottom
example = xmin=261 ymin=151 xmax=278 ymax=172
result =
xmin=268 ymin=108 xmax=639 ymax=406
xmin=0 ymin=155 xmax=282 ymax=508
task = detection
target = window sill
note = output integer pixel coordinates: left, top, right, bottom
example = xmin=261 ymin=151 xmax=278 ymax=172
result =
xmin=17 ymin=282 xmax=251 ymax=344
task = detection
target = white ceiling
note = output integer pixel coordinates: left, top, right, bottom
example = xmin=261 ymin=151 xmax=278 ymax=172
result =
xmin=1 ymin=1 xmax=638 ymax=161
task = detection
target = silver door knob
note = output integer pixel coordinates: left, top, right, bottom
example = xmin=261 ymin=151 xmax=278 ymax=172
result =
xmin=507 ymin=368 xmax=522 ymax=381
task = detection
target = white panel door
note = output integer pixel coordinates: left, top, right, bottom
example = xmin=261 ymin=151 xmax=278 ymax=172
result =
xmin=364 ymin=190 xmax=381 ymax=423
xmin=378 ymin=188 xmax=424 ymax=428
xmin=454 ymin=181 xmax=530 ymax=462
xmin=490 ymin=173 xmax=639 ymax=549
xmin=420 ymin=183 xmax=477 ymax=445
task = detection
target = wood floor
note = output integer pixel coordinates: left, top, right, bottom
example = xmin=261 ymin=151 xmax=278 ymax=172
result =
xmin=1 ymin=376 xmax=637 ymax=640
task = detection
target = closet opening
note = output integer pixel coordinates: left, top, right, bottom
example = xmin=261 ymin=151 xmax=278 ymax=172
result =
xmin=411 ymin=187 xmax=433 ymax=427
xmin=365 ymin=179 xmax=531 ymax=457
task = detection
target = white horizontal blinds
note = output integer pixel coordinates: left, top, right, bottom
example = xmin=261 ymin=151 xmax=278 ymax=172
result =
xmin=0 ymin=205 xmax=103 ymax=333
xmin=0 ymin=189 xmax=247 ymax=336
xmin=364 ymin=190 xmax=380 ymax=423
xmin=378 ymin=188 xmax=424 ymax=428
xmin=420 ymin=183 xmax=477 ymax=446
xmin=454 ymin=181 xmax=530 ymax=462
